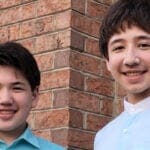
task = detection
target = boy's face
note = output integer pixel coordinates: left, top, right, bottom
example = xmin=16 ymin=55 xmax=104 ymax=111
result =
xmin=0 ymin=66 xmax=38 ymax=138
xmin=106 ymin=25 xmax=150 ymax=103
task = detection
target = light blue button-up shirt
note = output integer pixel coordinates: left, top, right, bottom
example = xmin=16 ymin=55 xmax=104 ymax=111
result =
xmin=94 ymin=96 xmax=150 ymax=150
xmin=0 ymin=127 xmax=65 ymax=150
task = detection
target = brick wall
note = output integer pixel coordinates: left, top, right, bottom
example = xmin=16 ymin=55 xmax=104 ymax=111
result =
xmin=0 ymin=0 xmax=124 ymax=150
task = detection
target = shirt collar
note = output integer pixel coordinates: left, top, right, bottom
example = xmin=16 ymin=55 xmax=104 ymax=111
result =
xmin=14 ymin=127 xmax=40 ymax=148
xmin=124 ymin=96 xmax=150 ymax=114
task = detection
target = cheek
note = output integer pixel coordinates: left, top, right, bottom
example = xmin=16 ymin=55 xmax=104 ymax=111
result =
xmin=14 ymin=93 xmax=33 ymax=108
xmin=143 ymin=55 xmax=150 ymax=65
xmin=107 ymin=58 xmax=120 ymax=72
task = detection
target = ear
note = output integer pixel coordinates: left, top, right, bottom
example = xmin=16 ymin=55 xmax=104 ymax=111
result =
xmin=105 ymin=59 xmax=111 ymax=72
xmin=31 ymin=86 xmax=39 ymax=108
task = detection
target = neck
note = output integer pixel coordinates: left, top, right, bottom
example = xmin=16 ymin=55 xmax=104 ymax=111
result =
xmin=127 ymin=92 xmax=150 ymax=104
xmin=0 ymin=123 xmax=27 ymax=145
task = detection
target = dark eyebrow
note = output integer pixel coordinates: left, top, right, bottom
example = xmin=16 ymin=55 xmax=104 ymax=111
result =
xmin=109 ymin=39 xmax=124 ymax=46
xmin=12 ymin=81 xmax=26 ymax=86
xmin=136 ymin=36 xmax=150 ymax=40
xmin=110 ymin=35 xmax=150 ymax=46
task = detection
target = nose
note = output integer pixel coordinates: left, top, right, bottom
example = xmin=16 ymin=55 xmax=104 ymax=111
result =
xmin=0 ymin=88 xmax=13 ymax=105
xmin=123 ymin=49 xmax=140 ymax=66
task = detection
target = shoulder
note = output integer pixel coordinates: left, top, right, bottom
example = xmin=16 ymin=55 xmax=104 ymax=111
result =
xmin=94 ymin=112 xmax=126 ymax=148
xmin=36 ymin=136 xmax=65 ymax=150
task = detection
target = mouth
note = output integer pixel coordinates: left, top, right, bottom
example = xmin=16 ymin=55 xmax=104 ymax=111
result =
xmin=121 ymin=70 xmax=147 ymax=84
xmin=0 ymin=109 xmax=17 ymax=120
xmin=122 ymin=70 xmax=147 ymax=76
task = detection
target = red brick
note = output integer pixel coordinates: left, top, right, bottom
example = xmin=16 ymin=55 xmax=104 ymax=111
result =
xmin=86 ymin=76 xmax=114 ymax=97
xmin=53 ymin=89 xmax=69 ymax=108
xmin=51 ymin=128 xmax=68 ymax=147
xmin=35 ymin=30 xmax=71 ymax=53
xmin=71 ymin=11 xmax=100 ymax=38
xmin=0 ymin=27 xmax=9 ymax=43
xmin=69 ymin=109 xmax=83 ymax=128
xmin=20 ymin=2 xmax=37 ymax=20
xmin=34 ymin=109 xmax=69 ymax=129
xmin=0 ymin=0 xmax=21 ymax=9
xmin=85 ymin=38 xmax=100 ymax=57
xmin=72 ymin=0 xmax=86 ymax=14
xmin=54 ymin=50 xmax=70 ymax=68
xmin=43 ymin=33 xmax=60 ymax=50
xmin=35 ymin=91 xmax=52 ymax=110
xmin=114 ymin=83 xmax=125 ymax=115
xmin=70 ymin=70 xmax=84 ymax=90
xmin=35 ymin=52 xmax=54 ymax=71
xmin=101 ymin=60 xmax=112 ymax=78
xmin=54 ymin=10 xmax=71 ymax=30
xmin=1 ymin=6 xmax=20 ymax=25
xmin=113 ymin=99 xmax=124 ymax=116
xmin=71 ymin=30 xmax=85 ymax=51
xmin=86 ymin=113 xmax=112 ymax=132
xmin=35 ymin=35 xmax=50 ymax=53
xmin=40 ymin=69 xmax=70 ymax=90
xmin=68 ymin=129 xmax=94 ymax=149
xmin=37 ymin=0 xmax=71 ymax=16
xmin=100 ymin=97 xmax=114 ymax=116
xmin=87 ymin=1 xmax=109 ymax=20
xmin=70 ymin=51 xmax=101 ymax=75
xmin=22 ymin=0 xmax=36 ymax=3
xmin=35 ymin=16 xmax=55 ymax=35
xmin=35 ymin=11 xmax=71 ymax=34
xmin=56 ymin=30 xmax=71 ymax=48
xmin=19 ymin=38 xmax=36 ymax=53
xmin=0 ymin=13 xmax=3 ymax=26
xmin=69 ymin=90 xmax=100 ymax=113
xmin=20 ymin=20 xmax=36 ymax=38
xmin=8 ymin=23 xmax=20 ymax=41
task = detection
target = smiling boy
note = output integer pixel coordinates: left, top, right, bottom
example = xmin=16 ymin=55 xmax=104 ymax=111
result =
xmin=0 ymin=42 xmax=65 ymax=150
xmin=94 ymin=0 xmax=150 ymax=149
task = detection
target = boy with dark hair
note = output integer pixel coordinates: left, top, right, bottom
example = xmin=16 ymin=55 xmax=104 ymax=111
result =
xmin=94 ymin=0 xmax=150 ymax=149
xmin=0 ymin=42 xmax=65 ymax=150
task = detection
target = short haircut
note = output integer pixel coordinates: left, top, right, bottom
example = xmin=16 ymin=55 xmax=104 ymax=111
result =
xmin=100 ymin=0 xmax=150 ymax=59
xmin=0 ymin=41 xmax=40 ymax=91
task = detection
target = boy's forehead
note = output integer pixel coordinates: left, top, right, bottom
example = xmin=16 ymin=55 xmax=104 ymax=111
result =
xmin=109 ymin=25 xmax=150 ymax=44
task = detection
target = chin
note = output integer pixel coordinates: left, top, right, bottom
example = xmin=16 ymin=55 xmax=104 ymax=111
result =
xmin=127 ymin=87 xmax=150 ymax=95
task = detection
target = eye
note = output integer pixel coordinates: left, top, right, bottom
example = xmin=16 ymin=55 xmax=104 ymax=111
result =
xmin=112 ymin=46 xmax=125 ymax=52
xmin=13 ymin=86 xmax=25 ymax=92
xmin=138 ymin=43 xmax=150 ymax=50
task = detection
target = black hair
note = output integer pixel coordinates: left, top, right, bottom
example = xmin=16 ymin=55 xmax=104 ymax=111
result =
xmin=0 ymin=41 xmax=40 ymax=91
xmin=100 ymin=0 xmax=150 ymax=59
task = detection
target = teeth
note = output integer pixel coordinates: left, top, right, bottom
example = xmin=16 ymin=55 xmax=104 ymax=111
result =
xmin=126 ymin=72 xmax=142 ymax=76
xmin=0 ymin=110 xmax=15 ymax=114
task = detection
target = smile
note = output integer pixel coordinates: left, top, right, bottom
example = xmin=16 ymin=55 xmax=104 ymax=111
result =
xmin=122 ymin=70 xmax=146 ymax=76
xmin=0 ymin=110 xmax=16 ymax=114
xmin=121 ymin=70 xmax=148 ymax=84
xmin=123 ymin=71 xmax=145 ymax=76
xmin=0 ymin=110 xmax=17 ymax=120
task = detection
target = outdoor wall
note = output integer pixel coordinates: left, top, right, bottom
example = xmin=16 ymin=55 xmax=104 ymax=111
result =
xmin=0 ymin=0 xmax=124 ymax=150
